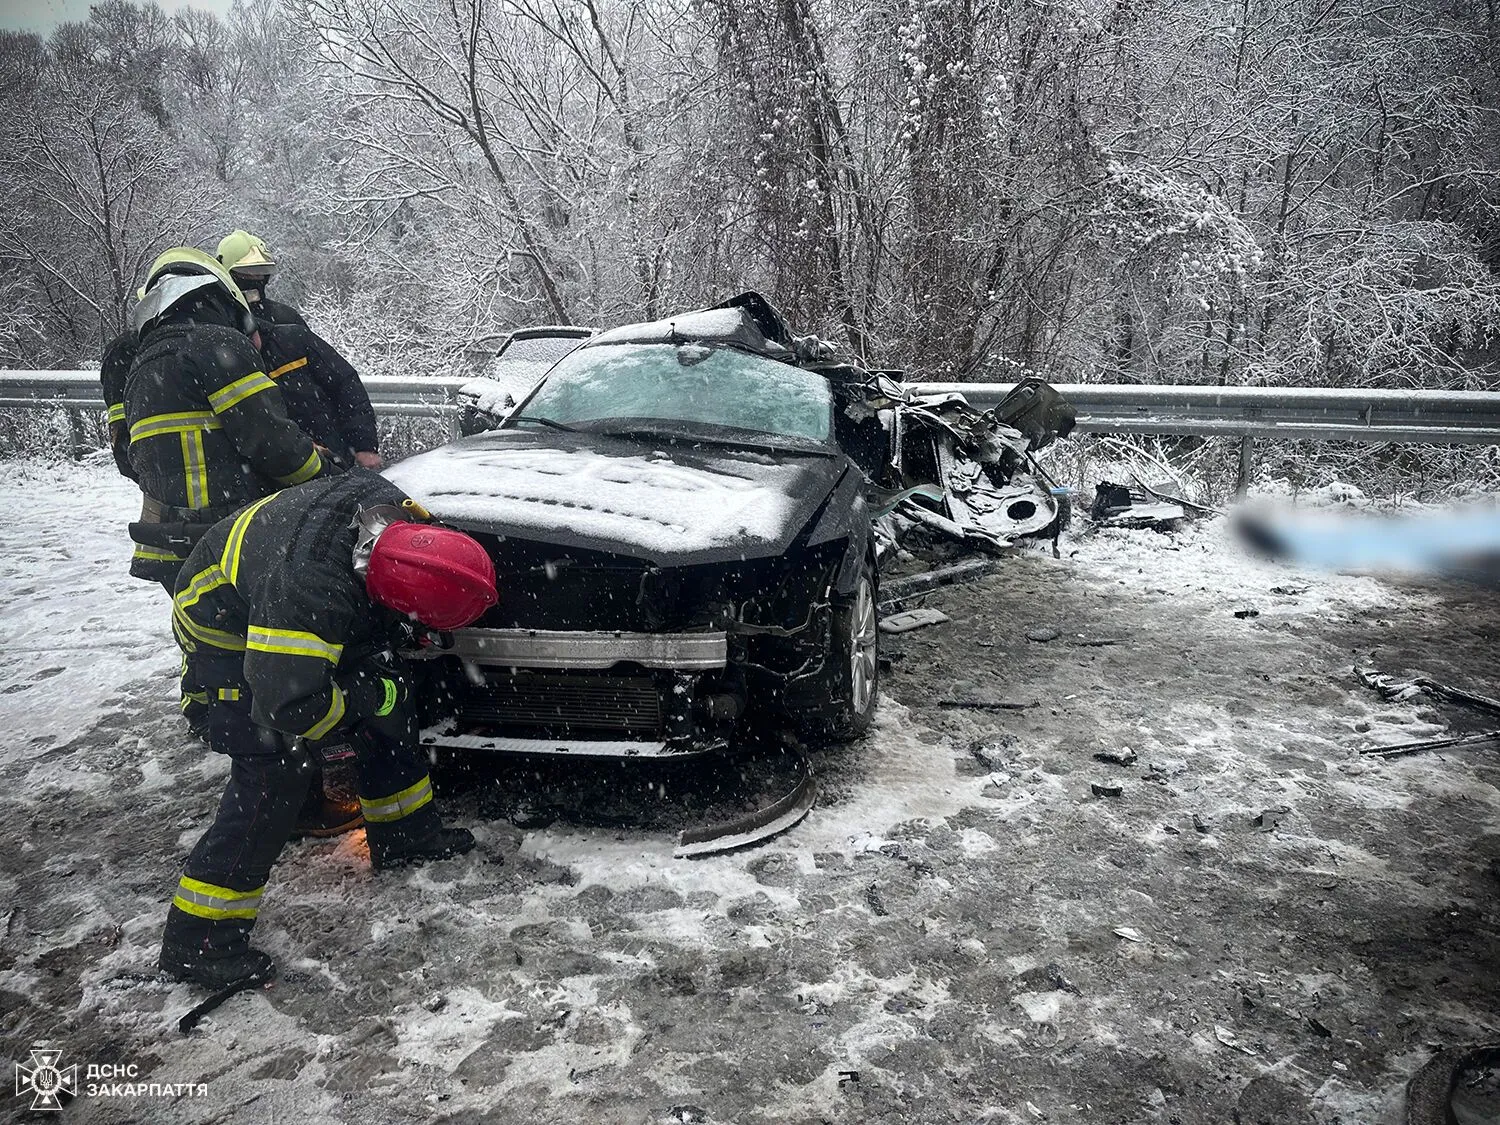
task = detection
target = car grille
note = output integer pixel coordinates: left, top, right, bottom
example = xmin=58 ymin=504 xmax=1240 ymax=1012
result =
xmin=457 ymin=671 xmax=662 ymax=734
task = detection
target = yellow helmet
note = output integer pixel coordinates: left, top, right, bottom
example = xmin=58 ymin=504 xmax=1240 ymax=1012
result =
xmin=133 ymin=246 xmax=254 ymax=335
xmin=217 ymin=229 xmax=276 ymax=274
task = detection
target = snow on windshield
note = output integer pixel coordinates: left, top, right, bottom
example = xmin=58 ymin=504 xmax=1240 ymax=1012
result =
xmin=525 ymin=343 xmax=831 ymax=442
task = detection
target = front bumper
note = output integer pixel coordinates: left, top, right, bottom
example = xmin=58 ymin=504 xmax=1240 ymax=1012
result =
xmin=417 ymin=627 xmax=734 ymax=758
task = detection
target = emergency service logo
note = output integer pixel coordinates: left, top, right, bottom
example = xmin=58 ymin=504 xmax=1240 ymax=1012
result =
xmin=14 ymin=1045 xmax=76 ymax=1112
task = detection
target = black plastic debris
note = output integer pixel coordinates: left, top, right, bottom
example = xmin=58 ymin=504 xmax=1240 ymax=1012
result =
xmin=1307 ymin=1016 xmax=1333 ymax=1038
xmin=1234 ymin=607 xmax=1260 ymax=619
xmin=1253 ymin=805 xmax=1290 ymax=831
xmin=1192 ymin=813 xmax=1212 ymax=834
xmin=1091 ymin=781 xmax=1123 ymax=797
xmin=1094 ymin=747 xmax=1138 ymax=766
xmin=1090 ymin=480 xmax=1187 ymax=528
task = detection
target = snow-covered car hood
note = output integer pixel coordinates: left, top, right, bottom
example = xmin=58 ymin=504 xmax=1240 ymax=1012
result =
xmin=385 ymin=429 xmax=848 ymax=566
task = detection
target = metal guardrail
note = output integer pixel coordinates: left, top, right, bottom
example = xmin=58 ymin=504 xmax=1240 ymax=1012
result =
xmin=4 ymin=371 xmax=1500 ymax=444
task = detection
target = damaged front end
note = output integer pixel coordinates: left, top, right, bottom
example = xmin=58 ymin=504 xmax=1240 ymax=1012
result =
xmin=408 ymin=537 xmax=852 ymax=759
xmin=838 ymin=372 xmax=1076 ymax=550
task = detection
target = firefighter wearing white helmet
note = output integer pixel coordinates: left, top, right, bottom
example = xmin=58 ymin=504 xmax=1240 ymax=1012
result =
xmin=122 ymin=246 xmax=326 ymax=589
xmin=218 ymin=229 xmax=383 ymax=470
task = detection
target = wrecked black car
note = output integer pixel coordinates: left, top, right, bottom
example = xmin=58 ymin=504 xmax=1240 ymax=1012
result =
xmin=384 ymin=293 xmax=1072 ymax=759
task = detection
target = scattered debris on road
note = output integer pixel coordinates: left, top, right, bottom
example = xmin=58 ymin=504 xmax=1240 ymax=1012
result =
xmin=1360 ymin=730 xmax=1500 ymax=760
xmin=1094 ymin=746 xmax=1138 ymax=766
xmin=878 ymin=607 xmax=950 ymax=634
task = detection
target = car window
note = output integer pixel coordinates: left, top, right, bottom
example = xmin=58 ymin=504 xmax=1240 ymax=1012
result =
xmin=523 ymin=343 xmax=833 ymax=442
xmin=498 ymin=334 xmax=587 ymax=363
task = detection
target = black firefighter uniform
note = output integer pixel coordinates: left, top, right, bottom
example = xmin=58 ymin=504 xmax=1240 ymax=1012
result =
xmin=124 ymin=320 xmax=323 ymax=584
xmin=161 ymin=471 xmax=442 ymax=957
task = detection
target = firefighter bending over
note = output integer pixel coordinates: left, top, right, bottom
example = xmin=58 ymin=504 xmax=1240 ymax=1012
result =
xmin=159 ymin=469 xmax=498 ymax=989
xmin=124 ymin=248 xmax=324 ymax=589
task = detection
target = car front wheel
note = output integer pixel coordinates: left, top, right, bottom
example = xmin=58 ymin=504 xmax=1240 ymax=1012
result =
xmin=796 ymin=558 xmax=879 ymax=741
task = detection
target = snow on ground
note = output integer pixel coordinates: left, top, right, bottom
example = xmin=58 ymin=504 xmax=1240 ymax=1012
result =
xmin=1 ymin=458 xmax=1498 ymax=1124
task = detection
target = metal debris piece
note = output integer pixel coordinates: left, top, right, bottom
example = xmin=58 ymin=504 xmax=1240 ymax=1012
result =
xmin=940 ymin=697 xmax=1031 ymax=711
xmin=1215 ymin=1025 xmax=1257 ymax=1055
xmin=1094 ymin=747 xmax=1138 ymax=766
xmin=1026 ymin=626 xmax=1061 ymax=642
xmin=877 ymin=559 xmax=1006 ymax=613
xmin=177 ymin=976 xmax=272 ymax=1035
xmin=1113 ymin=926 xmax=1144 ymax=943
xmin=1271 ymin=585 xmax=1309 ymax=596
xmin=1132 ymin=474 xmax=1220 ymax=516
xmin=674 ymin=754 xmax=817 ymax=858
xmin=1163 ymin=824 xmax=1181 ymax=835
xmin=1091 ymin=781 xmax=1123 ymax=797
xmin=1192 ymin=813 xmax=1212 ymax=834
xmin=1360 ymin=730 xmax=1500 ymax=760
xmin=879 ymin=607 xmax=951 ymax=634
xmin=1234 ymin=607 xmax=1260 ymax=619
xmin=1358 ymin=666 xmax=1500 ymax=717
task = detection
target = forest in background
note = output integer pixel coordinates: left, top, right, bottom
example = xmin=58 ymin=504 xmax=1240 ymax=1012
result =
xmin=1 ymin=0 xmax=1497 ymax=387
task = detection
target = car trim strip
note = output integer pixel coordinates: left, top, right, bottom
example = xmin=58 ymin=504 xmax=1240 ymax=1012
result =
xmin=432 ymin=628 xmax=728 ymax=670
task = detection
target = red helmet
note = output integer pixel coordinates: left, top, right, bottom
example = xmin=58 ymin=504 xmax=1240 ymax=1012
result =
xmin=366 ymin=522 xmax=497 ymax=630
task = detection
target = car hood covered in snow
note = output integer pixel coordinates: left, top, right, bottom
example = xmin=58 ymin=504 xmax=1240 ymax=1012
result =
xmin=385 ymin=429 xmax=848 ymax=567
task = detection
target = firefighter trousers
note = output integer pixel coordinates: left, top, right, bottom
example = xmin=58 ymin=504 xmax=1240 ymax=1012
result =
xmin=160 ymin=702 xmax=439 ymax=960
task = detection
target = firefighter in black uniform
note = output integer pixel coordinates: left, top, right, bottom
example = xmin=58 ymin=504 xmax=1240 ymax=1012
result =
xmin=123 ymin=247 xmax=325 ymax=588
xmin=100 ymin=329 xmax=138 ymax=480
xmin=160 ymin=469 xmax=498 ymax=989
xmin=217 ymin=230 xmax=383 ymax=470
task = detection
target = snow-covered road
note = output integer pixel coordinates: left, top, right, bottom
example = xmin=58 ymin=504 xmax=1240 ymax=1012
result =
xmin=1 ymin=457 xmax=1497 ymax=1124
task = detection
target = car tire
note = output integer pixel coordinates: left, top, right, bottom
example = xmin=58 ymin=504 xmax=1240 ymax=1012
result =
xmin=795 ymin=557 xmax=880 ymax=742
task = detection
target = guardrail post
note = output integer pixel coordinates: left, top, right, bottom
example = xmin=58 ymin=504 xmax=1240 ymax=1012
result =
xmin=1236 ymin=436 xmax=1254 ymax=497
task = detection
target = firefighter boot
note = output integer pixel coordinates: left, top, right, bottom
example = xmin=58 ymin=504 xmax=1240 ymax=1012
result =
xmin=159 ymin=931 xmax=276 ymax=990
xmin=290 ymin=766 xmax=363 ymax=839
xmin=369 ymin=823 xmax=476 ymax=871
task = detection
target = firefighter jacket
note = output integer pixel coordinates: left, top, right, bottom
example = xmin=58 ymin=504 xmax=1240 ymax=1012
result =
xmin=124 ymin=318 xmax=324 ymax=582
xmin=173 ymin=470 xmax=416 ymax=739
xmin=251 ymin=295 xmax=307 ymax=329
xmin=100 ymin=330 xmax=138 ymax=480
xmin=257 ymin=317 xmax=379 ymax=463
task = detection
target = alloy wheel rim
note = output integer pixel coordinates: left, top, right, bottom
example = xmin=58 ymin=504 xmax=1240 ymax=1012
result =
xmin=850 ymin=576 xmax=878 ymax=714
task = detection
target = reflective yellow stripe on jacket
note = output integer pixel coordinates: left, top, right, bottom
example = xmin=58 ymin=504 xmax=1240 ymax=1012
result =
xmin=106 ymin=403 xmax=125 ymax=424
xmin=128 ymin=410 xmax=222 ymax=443
xmin=268 ymin=357 xmax=308 ymax=380
xmin=171 ymin=876 xmax=263 ymax=921
xmin=220 ymin=493 xmax=280 ymax=586
xmin=246 ymin=626 xmax=344 ymax=664
xmin=208 ymin=371 xmax=277 ymax=413
xmin=278 ymin=448 xmax=323 ymax=486
xmin=132 ymin=545 xmax=186 ymax=564
xmin=304 ymin=687 xmax=346 ymax=739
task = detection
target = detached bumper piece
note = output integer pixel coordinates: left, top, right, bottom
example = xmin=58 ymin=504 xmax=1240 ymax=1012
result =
xmin=674 ymin=752 xmax=818 ymax=858
xmin=419 ymin=719 xmax=719 ymax=758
